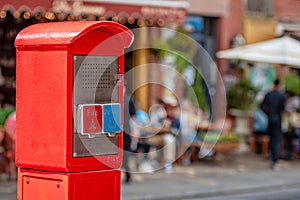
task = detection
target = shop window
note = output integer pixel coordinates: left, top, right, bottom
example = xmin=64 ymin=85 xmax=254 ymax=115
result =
xmin=246 ymin=0 xmax=273 ymax=16
xmin=0 ymin=11 xmax=37 ymax=106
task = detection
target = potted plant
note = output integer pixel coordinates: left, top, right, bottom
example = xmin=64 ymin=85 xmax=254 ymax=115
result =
xmin=226 ymin=78 xmax=259 ymax=152
xmin=201 ymin=131 xmax=242 ymax=160
xmin=203 ymin=131 xmax=242 ymax=145
xmin=284 ymin=72 xmax=300 ymax=95
xmin=226 ymin=78 xmax=258 ymax=111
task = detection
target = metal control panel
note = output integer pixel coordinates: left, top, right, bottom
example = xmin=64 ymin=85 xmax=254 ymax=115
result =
xmin=73 ymin=55 xmax=120 ymax=157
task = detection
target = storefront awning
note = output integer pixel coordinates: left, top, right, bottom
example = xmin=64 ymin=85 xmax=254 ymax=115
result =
xmin=1 ymin=0 xmax=189 ymax=24
xmin=216 ymin=36 xmax=300 ymax=68
xmin=0 ymin=0 xmax=53 ymax=13
xmin=53 ymin=0 xmax=189 ymax=23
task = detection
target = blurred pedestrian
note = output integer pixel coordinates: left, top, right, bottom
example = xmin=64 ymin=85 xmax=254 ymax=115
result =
xmin=130 ymin=107 xmax=152 ymax=173
xmin=133 ymin=103 xmax=151 ymax=157
xmin=180 ymin=100 xmax=201 ymax=165
xmin=149 ymin=99 xmax=166 ymax=128
xmin=253 ymin=103 xmax=268 ymax=137
xmin=252 ymin=103 xmax=269 ymax=154
xmin=123 ymin=86 xmax=136 ymax=183
xmin=146 ymin=102 xmax=179 ymax=173
xmin=0 ymin=106 xmax=15 ymax=181
xmin=282 ymin=92 xmax=300 ymax=160
xmin=133 ymin=99 xmax=178 ymax=173
xmin=0 ymin=126 xmax=6 ymax=180
xmin=4 ymin=112 xmax=17 ymax=181
xmin=262 ymin=79 xmax=285 ymax=170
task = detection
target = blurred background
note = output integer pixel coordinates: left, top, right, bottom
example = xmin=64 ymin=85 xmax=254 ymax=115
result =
xmin=0 ymin=1 xmax=300 ymax=199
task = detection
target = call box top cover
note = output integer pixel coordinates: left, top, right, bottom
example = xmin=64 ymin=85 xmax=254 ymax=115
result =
xmin=15 ymin=21 xmax=134 ymax=48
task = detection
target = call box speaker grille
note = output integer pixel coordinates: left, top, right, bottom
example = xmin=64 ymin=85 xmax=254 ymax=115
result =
xmin=73 ymin=55 xmax=119 ymax=104
xmin=82 ymin=63 xmax=111 ymax=89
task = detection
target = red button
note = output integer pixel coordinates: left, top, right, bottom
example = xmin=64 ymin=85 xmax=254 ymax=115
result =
xmin=83 ymin=105 xmax=102 ymax=134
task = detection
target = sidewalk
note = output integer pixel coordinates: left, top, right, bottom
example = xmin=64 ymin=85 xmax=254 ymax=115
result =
xmin=0 ymin=180 xmax=17 ymax=200
xmin=1 ymin=153 xmax=300 ymax=200
xmin=121 ymin=152 xmax=300 ymax=200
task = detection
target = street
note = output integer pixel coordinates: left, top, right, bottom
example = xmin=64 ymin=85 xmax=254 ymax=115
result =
xmin=1 ymin=156 xmax=300 ymax=200
xmin=188 ymin=187 xmax=300 ymax=200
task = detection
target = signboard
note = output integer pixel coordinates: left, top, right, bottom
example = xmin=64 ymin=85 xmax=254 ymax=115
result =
xmin=102 ymin=104 xmax=121 ymax=133
xmin=51 ymin=0 xmax=187 ymax=23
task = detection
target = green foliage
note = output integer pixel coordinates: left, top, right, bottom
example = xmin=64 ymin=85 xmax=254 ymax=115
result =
xmin=167 ymin=30 xmax=196 ymax=61
xmin=226 ymin=78 xmax=258 ymax=110
xmin=152 ymin=40 xmax=170 ymax=57
xmin=153 ymin=29 xmax=207 ymax=110
xmin=152 ymin=28 xmax=196 ymax=72
xmin=0 ymin=107 xmax=15 ymax=125
xmin=188 ymin=72 xmax=208 ymax=111
xmin=203 ymin=132 xmax=242 ymax=143
xmin=153 ymin=28 xmax=208 ymax=111
xmin=284 ymin=73 xmax=300 ymax=95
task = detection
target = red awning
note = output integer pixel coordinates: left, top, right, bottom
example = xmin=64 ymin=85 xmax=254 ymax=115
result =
xmin=53 ymin=0 xmax=188 ymax=23
xmin=1 ymin=0 xmax=188 ymax=23
xmin=0 ymin=0 xmax=53 ymax=13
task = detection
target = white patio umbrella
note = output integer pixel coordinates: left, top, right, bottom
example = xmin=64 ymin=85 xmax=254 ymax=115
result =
xmin=216 ymin=36 xmax=300 ymax=68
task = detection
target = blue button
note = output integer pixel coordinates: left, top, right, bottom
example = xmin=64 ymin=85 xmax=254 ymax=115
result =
xmin=102 ymin=104 xmax=121 ymax=133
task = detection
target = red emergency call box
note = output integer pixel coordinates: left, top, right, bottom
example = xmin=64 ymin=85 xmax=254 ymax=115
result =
xmin=15 ymin=21 xmax=134 ymax=172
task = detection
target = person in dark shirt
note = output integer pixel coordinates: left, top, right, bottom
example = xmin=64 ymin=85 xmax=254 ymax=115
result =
xmin=262 ymin=79 xmax=285 ymax=170
xmin=123 ymin=86 xmax=136 ymax=183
